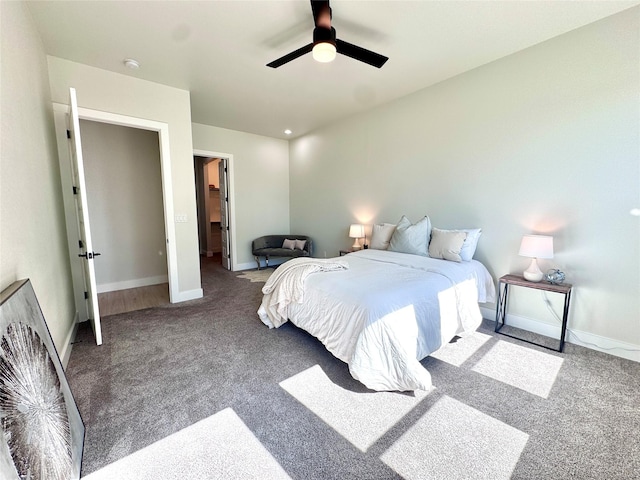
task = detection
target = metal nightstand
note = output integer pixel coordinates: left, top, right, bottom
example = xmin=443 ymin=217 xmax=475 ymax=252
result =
xmin=495 ymin=274 xmax=573 ymax=352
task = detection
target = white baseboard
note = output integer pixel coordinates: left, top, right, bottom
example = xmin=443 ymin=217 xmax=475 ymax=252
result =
xmin=97 ymin=275 xmax=169 ymax=293
xmin=172 ymin=288 xmax=203 ymax=303
xmin=480 ymin=306 xmax=640 ymax=363
xmin=60 ymin=311 xmax=80 ymax=369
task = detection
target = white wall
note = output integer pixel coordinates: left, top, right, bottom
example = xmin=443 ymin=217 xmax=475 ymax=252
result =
xmin=80 ymin=120 xmax=167 ymax=291
xmin=191 ymin=123 xmax=290 ymax=269
xmin=46 ymin=56 xmax=202 ymax=298
xmin=0 ymin=2 xmax=77 ymax=364
xmin=289 ymin=8 xmax=640 ymax=355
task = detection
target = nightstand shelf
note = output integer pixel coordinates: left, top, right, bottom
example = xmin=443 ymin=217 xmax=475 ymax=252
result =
xmin=495 ymin=274 xmax=572 ymax=352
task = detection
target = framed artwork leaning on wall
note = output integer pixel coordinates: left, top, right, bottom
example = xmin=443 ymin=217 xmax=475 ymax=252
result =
xmin=0 ymin=279 xmax=84 ymax=480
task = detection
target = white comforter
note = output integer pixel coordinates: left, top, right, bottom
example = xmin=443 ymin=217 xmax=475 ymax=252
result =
xmin=258 ymin=249 xmax=496 ymax=392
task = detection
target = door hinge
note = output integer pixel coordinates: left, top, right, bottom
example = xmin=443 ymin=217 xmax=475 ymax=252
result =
xmin=66 ymin=129 xmax=71 ymax=139
xmin=73 ymin=186 xmax=78 ymax=194
xmin=84 ymin=291 xmax=88 ymax=299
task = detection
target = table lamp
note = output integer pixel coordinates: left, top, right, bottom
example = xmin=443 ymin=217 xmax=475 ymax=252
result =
xmin=349 ymin=224 xmax=365 ymax=250
xmin=519 ymin=234 xmax=553 ymax=282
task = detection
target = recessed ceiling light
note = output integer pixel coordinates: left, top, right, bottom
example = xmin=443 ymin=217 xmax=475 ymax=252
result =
xmin=123 ymin=58 xmax=140 ymax=69
xmin=284 ymin=129 xmax=292 ymax=135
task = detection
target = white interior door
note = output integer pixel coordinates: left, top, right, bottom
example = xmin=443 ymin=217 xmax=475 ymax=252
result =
xmin=219 ymin=158 xmax=231 ymax=270
xmin=67 ymin=88 xmax=103 ymax=345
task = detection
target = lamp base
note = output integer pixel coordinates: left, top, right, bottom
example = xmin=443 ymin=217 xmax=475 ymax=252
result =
xmin=351 ymin=239 xmax=361 ymax=250
xmin=523 ymin=258 xmax=543 ymax=282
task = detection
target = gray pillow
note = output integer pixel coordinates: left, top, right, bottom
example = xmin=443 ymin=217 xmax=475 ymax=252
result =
xmin=428 ymin=228 xmax=467 ymax=262
xmin=388 ymin=215 xmax=431 ymax=256
xmin=294 ymin=239 xmax=306 ymax=250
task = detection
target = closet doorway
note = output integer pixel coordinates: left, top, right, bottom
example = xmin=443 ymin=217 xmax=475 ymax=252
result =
xmin=53 ymin=100 xmax=180 ymax=344
xmin=194 ymin=156 xmax=222 ymax=258
xmin=194 ymin=150 xmax=233 ymax=271
xmin=80 ymin=120 xmax=170 ymax=316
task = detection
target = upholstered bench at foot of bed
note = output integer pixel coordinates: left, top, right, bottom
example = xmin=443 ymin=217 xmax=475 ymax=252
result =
xmin=252 ymin=235 xmax=313 ymax=270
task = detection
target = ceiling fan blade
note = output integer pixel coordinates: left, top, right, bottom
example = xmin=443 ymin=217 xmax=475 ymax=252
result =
xmin=336 ymin=39 xmax=388 ymax=68
xmin=266 ymin=43 xmax=313 ymax=68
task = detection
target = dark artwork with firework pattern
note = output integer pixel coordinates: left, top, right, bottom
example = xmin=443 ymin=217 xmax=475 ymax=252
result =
xmin=0 ymin=280 xmax=84 ymax=480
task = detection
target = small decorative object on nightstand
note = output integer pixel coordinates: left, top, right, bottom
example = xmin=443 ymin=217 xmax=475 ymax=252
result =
xmin=545 ymin=269 xmax=565 ymax=284
xmin=495 ymin=274 xmax=572 ymax=352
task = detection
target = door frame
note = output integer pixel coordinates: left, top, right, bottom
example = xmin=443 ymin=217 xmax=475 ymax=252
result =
xmin=193 ymin=149 xmax=237 ymax=271
xmin=53 ymin=102 xmax=179 ymax=304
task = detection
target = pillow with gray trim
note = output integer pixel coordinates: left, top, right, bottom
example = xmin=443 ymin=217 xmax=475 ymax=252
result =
xmin=370 ymin=223 xmax=396 ymax=250
xmin=428 ymin=228 xmax=467 ymax=262
xmin=282 ymin=238 xmax=296 ymax=250
xmin=388 ymin=215 xmax=431 ymax=256
xmin=294 ymin=239 xmax=306 ymax=250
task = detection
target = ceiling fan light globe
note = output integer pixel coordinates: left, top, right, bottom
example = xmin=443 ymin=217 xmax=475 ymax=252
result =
xmin=312 ymin=42 xmax=337 ymax=63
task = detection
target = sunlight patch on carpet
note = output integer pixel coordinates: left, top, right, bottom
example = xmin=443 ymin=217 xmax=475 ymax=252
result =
xmin=279 ymin=364 xmax=429 ymax=452
xmin=381 ymin=395 xmax=528 ymax=480
xmin=236 ymin=270 xmax=272 ymax=283
xmin=83 ymin=408 xmax=291 ymax=480
xmin=471 ymin=340 xmax=564 ymax=398
xmin=430 ymin=331 xmax=492 ymax=367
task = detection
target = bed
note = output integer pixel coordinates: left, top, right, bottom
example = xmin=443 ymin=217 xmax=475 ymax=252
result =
xmin=257 ymin=248 xmax=495 ymax=392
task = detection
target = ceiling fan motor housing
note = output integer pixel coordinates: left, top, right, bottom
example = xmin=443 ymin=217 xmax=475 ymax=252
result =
xmin=313 ymin=26 xmax=336 ymax=47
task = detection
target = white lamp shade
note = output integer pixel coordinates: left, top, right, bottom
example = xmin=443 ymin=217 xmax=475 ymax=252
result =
xmin=349 ymin=224 xmax=365 ymax=239
xmin=518 ymin=235 xmax=553 ymax=259
xmin=312 ymin=42 xmax=337 ymax=63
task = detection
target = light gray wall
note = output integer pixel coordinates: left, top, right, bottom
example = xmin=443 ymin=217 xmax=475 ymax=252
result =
xmin=0 ymin=2 xmax=77 ymax=363
xmin=191 ymin=123 xmax=290 ymax=270
xmin=289 ymin=8 xmax=640 ymax=350
xmin=46 ymin=56 xmax=202 ymax=297
xmin=80 ymin=120 xmax=167 ymax=290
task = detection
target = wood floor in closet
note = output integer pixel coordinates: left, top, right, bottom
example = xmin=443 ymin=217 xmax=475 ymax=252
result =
xmin=98 ymin=283 xmax=169 ymax=317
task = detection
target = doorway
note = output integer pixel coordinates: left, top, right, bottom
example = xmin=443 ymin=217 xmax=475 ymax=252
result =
xmin=193 ymin=150 xmax=234 ymax=271
xmin=80 ymin=119 xmax=170 ymax=316
xmin=194 ymin=156 xmax=223 ymax=260
xmin=53 ymin=100 xmax=181 ymax=345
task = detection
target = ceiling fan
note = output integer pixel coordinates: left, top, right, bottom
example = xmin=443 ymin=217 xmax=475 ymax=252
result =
xmin=266 ymin=0 xmax=388 ymax=69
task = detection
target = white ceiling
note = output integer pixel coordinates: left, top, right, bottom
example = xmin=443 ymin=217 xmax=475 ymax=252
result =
xmin=27 ymin=0 xmax=639 ymax=140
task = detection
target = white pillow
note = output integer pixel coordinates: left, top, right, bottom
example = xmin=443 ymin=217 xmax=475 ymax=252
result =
xmin=282 ymin=238 xmax=296 ymax=250
xmin=388 ymin=215 xmax=431 ymax=256
xmin=428 ymin=228 xmax=467 ymax=262
xmin=294 ymin=239 xmax=306 ymax=250
xmin=369 ymin=223 xmax=396 ymax=250
xmin=459 ymin=228 xmax=482 ymax=261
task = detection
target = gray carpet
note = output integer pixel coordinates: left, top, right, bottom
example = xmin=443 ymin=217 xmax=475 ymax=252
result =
xmin=65 ymin=257 xmax=640 ymax=479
